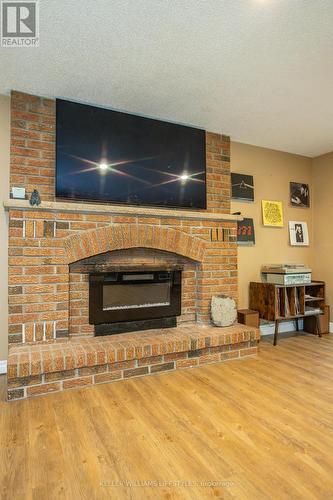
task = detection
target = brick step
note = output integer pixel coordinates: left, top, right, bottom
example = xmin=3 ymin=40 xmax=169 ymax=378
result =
xmin=7 ymin=323 xmax=260 ymax=400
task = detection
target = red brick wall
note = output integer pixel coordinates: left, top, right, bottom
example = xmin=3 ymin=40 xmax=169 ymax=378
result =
xmin=8 ymin=213 xmax=237 ymax=345
xmin=10 ymin=91 xmax=55 ymax=201
xmin=206 ymin=132 xmax=230 ymax=213
xmin=9 ymin=91 xmax=230 ymax=213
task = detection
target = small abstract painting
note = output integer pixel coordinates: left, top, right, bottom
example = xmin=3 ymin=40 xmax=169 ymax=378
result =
xmin=289 ymin=221 xmax=309 ymax=246
xmin=237 ymin=218 xmax=255 ymax=245
xmin=290 ymin=182 xmax=310 ymax=208
xmin=231 ymin=173 xmax=254 ymax=201
xmin=262 ymin=200 xmax=284 ymax=227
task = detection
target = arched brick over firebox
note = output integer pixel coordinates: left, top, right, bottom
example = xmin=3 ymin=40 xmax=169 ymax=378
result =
xmin=63 ymin=224 xmax=207 ymax=264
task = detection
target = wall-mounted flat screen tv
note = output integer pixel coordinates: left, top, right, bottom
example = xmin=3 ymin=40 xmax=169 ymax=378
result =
xmin=56 ymin=99 xmax=206 ymax=209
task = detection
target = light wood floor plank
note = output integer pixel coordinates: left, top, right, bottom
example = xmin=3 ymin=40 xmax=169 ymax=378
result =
xmin=1 ymin=334 xmax=333 ymax=499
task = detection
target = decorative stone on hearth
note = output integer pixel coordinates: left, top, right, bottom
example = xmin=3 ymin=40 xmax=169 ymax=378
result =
xmin=211 ymin=295 xmax=237 ymax=327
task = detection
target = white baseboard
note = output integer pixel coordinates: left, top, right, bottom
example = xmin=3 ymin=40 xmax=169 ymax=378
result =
xmin=0 ymin=360 xmax=7 ymax=375
xmin=261 ymin=319 xmax=333 ymax=336
xmin=260 ymin=319 xmax=304 ymax=336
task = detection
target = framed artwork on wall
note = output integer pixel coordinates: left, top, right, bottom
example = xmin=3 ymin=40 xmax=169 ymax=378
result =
xmin=231 ymin=173 xmax=254 ymax=201
xmin=237 ymin=218 xmax=255 ymax=245
xmin=262 ymin=200 xmax=284 ymax=227
xmin=290 ymin=182 xmax=310 ymax=208
xmin=289 ymin=221 xmax=309 ymax=246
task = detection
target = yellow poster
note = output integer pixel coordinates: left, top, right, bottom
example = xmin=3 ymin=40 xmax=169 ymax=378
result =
xmin=262 ymin=200 xmax=284 ymax=227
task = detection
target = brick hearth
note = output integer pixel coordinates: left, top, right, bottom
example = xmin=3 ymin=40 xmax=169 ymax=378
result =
xmin=7 ymin=323 xmax=259 ymax=400
xmin=5 ymin=91 xmax=260 ymax=400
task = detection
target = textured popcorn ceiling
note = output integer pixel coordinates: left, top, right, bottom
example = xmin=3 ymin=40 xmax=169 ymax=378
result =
xmin=0 ymin=0 xmax=333 ymax=157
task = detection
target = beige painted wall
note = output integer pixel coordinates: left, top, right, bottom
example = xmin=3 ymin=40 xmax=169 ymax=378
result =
xmin=0 ymin=95 xmax=10 ymax=362
xmin=312 ymin=152 xmax=333 ymax=313
xmin=231 ymin=142 xmax=314 ymax=309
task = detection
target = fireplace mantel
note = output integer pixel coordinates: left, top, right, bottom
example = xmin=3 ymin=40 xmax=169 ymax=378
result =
xmin=4 ymin=199 xmax=242 ymax=222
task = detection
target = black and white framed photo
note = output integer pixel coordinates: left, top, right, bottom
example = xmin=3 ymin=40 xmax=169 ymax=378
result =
xmin=289 ymin=221 xmax=309 ymax=246
xmin=290 ymin=182 xmax=310 ymax=208
xmin=237 ymin=218 xmax=255 ymax=245
xmin=231 ymin=173 xmax=254 ymax=201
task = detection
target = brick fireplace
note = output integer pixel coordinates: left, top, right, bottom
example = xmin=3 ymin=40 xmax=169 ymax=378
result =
xmin=5 ymin=91 xmax=260 ymax=400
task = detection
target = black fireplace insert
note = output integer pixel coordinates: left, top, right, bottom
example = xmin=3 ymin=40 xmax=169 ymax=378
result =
xmin=89 ymin=270 xmax=181 ymax=329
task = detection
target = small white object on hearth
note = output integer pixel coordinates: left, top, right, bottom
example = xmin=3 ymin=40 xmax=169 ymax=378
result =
xmin=211 ymin=295 xmax=237 ymax=327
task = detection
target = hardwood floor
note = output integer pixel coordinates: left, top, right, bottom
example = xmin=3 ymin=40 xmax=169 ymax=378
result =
xmin=1 ymin=333 xmax=333 ymax=499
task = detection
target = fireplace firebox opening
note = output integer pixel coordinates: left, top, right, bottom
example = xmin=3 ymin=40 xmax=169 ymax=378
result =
xmin=89 ymin=269 xmax=182 ymax=335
